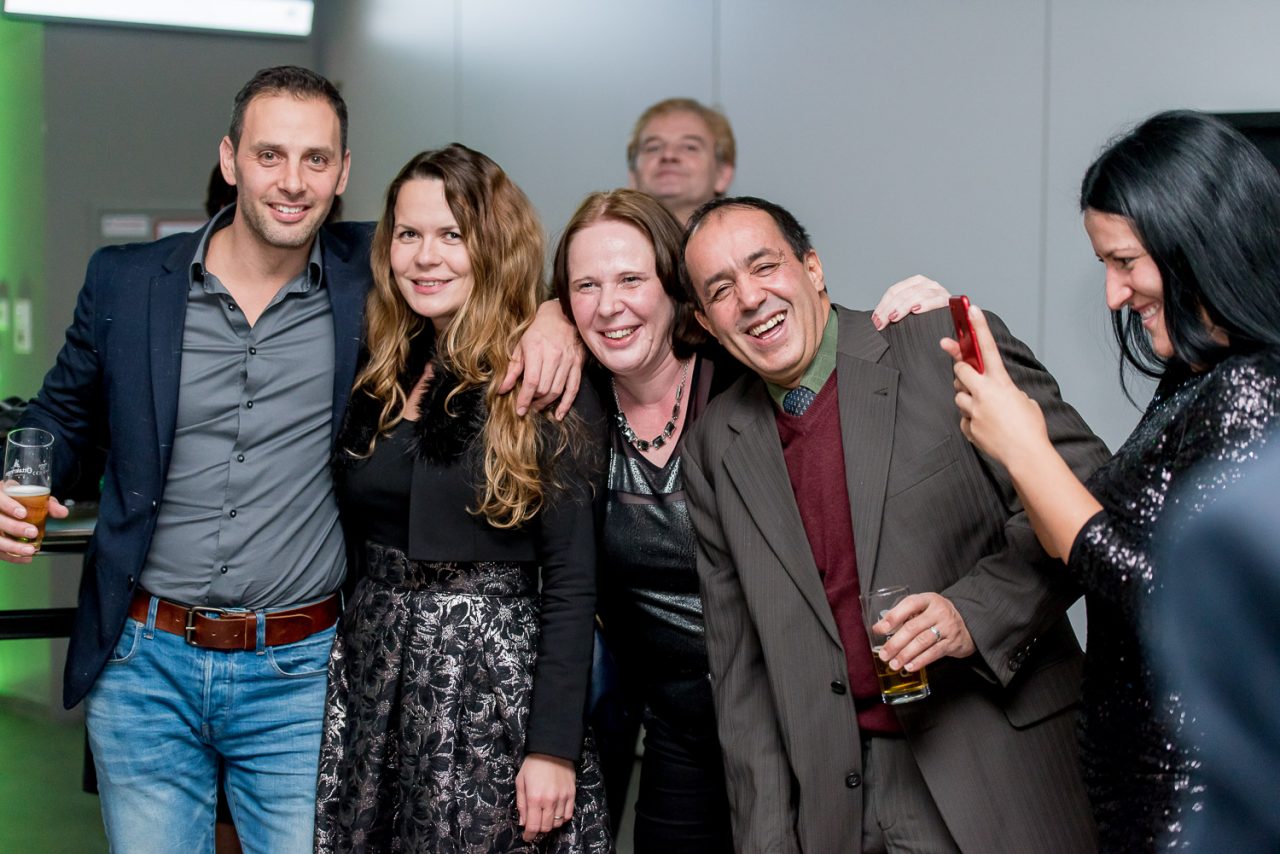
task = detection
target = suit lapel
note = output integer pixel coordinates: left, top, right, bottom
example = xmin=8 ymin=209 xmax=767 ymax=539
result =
xmin=834 ymin=307 xmax=898 ymax=594
xmin=724 ymin=382 xmax=842 ymax=646
xmin=149 ymin=238 xmax=199 ymax=476
xmin=320 ymin=228 xmax=370 ymax=444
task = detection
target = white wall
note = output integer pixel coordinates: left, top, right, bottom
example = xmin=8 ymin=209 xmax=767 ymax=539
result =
xmin=318 ymin=0 xmax=718 ymax=242
xmin=317 ymin=0 xmax=1280 ymax=453
xmin=25 ymin=4 xmax=1280 ymax=666
xmin=29 ymin=5 xmax=1280 ymax=464
xmin=1042 ymin=0 xmax=1280 ymax=438
xmin=42 ymin=23 xmax=317 ymax=364
xmin=313 ymin=0 xmax=1280 ymax=651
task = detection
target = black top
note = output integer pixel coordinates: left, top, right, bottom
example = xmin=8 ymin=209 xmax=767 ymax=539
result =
xmin=592 ymin=349 xmax=743 ymax=720
xmin=335 ymin=333 xmax=606 ymax=759
xmin=339 ymin=418 xmax=415 ymax=551
xmin=1068 ymin=347 xmax=1280 ymax=852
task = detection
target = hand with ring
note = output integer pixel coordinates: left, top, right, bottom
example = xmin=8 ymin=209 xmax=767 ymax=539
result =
xmin=872 ymin=592 xmax=974 ymax=673
xmin=515 ymin=753 xmax=576 ymax=842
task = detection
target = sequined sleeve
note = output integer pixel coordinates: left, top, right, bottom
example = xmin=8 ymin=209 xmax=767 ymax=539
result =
xmin=1068 ymin=351 xmax=1280 ymax=620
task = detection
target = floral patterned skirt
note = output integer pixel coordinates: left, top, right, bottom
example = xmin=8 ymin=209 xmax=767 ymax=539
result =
xmin=314 ymin=542 xmax=612 ymax=853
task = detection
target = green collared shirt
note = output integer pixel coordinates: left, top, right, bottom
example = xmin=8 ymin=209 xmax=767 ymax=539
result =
xmin=767 ymin=307 xmax=838 ymax=410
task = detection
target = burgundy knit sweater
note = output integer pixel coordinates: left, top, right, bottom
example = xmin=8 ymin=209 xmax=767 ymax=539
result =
xmin=774 ymin=374 xmax=901 ymax=735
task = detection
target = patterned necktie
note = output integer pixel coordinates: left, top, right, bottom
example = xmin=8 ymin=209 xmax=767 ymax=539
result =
xmin=782 ymin=385 xmax=817 ymax=416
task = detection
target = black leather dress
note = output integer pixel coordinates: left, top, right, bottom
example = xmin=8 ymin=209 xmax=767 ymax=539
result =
xmin=594 ymin=352 xmax=738 ymax=852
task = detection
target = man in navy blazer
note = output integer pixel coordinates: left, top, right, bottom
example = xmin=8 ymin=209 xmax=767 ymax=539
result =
xmin=0 ymin=66 xmax=363 ymax=852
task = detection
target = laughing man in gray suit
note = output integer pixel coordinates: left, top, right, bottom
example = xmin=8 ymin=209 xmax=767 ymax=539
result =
xmin=678 ymin=196 xmax=1107 ymax=853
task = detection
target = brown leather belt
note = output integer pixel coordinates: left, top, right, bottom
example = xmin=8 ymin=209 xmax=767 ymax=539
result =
xmin=129 ymin=589 xmax=339 ymax=650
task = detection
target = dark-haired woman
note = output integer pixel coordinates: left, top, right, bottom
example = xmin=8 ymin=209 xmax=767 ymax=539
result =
xmin=945 ymin=110 xmax=1280 ymax=851
xmin=314 ymin=144 xmax=611 ymax=852
xmin=551 ymin=189 xmax=946 ymax=851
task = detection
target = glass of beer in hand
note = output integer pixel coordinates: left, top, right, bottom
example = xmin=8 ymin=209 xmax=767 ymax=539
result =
xmin=861 ymin=585 xmax=931 ymax=705
xmin=4 ymin=428 xmax=54 ymax=552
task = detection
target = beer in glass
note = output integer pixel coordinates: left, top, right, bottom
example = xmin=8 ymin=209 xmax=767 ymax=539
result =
xmin=861 ymin=585 xmax=930 ymax=704
xmin=4 ymin=428 xmax=54 ymax=551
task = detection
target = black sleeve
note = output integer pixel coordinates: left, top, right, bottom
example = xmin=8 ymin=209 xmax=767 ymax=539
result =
xmin=525 ymin=384 xmax=607 ymax=760
xmin=1069 ymin=353 xmax=1280 ymax=620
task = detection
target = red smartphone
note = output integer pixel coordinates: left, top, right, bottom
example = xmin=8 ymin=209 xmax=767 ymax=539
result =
xmin=948 ymin=295 xmax=984 ymax=374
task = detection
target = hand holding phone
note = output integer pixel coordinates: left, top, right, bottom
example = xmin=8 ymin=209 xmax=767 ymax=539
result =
xmin=948 ymin=296 xmax=984 ymax=374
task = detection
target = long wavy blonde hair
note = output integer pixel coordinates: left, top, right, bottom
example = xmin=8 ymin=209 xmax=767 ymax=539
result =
xmin=352 ymin=144 xmax=566 ymax=528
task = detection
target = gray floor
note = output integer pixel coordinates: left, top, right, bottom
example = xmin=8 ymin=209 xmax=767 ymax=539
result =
xmin=0 ymin=697 xmax=107 ymax=852
xmin=0 ymin=696 xmax=642 ymax=853
xmin=615 ymin=745 xmax=642 ymax=854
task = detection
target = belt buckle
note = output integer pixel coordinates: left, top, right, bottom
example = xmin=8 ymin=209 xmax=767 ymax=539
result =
xmin=184 ymin=605 xmax=232 ymax=646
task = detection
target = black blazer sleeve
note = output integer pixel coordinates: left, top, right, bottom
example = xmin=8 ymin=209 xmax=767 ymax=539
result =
xmin=525 ymin=384 xmax=607 ymax=760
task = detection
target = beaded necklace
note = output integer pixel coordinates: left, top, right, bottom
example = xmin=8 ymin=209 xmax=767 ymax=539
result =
xmin=610 ymin=359 xmax=690 ymax=452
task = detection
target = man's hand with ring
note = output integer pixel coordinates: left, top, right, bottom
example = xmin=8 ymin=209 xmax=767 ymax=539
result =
xmin=872 ymin=592 xmax=974 ymax=673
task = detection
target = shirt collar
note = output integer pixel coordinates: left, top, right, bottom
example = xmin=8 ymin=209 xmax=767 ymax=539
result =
xmin=189 ymin=204 xmax=325 ymax=294
xmin=767 ymin=306 xmax=838 ymax=410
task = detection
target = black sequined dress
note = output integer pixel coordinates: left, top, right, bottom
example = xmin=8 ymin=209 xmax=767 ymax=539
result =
xmin=1068 ymin=348 xmax=1280 ymax=851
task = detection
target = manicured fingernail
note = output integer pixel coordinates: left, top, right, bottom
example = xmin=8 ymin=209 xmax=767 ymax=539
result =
xmin=888 ymin=310 xmax=899 ymax=321
xmin=910 ymin=303 xmax=922 ymax=313
xmin=26 ymin=527 xmax=37 ymax=538
xmin=889 ymin=659 xmax=901 ymax=670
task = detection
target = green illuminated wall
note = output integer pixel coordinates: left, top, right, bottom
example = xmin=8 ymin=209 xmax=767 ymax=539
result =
xmin=0 ymin=16 xmax=45 ymax=393
xmin=0 ymin=15 xmax=50 ymax=701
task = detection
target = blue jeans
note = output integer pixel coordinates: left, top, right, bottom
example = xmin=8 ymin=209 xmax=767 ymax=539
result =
xmin=85 ymin=595 xmax=334 ymax=854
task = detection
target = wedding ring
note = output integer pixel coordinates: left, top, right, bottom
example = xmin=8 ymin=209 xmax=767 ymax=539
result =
xmin=554 ymin=815 xmax=564 ymax=821
xmin=929 ymin=625 xmax=942 ymax=642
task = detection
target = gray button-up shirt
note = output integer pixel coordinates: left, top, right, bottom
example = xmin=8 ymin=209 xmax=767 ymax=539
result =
xmin=139 ymin=207 xmax=346 ymax=608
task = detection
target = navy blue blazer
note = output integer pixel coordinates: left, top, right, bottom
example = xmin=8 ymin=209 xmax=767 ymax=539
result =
xmin=1155 ymin=436 xmax=1280 ymax=851
xmin=20 ymin=220 xmax=374 ymax=709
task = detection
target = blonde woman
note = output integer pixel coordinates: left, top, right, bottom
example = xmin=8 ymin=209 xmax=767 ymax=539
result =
xmin=315 ymin=145 xmax=610 ymax=852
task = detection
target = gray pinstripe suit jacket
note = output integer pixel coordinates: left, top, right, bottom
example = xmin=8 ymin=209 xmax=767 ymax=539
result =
xmin=683 ymin=305 xmax=1107 ymax=853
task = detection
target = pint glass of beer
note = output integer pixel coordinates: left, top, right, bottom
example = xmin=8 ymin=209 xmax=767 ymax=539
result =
xmin=3 ymin=428 xmax=54 ymax=551
xmin=861 ymin=585 xmax=930 ymax=705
